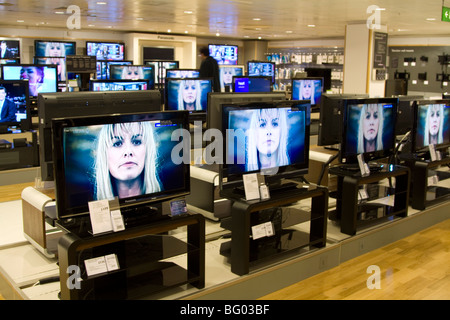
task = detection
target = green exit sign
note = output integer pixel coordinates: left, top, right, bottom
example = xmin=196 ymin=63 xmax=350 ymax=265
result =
xmin=442 ymin=6 xmax=450 ymax=22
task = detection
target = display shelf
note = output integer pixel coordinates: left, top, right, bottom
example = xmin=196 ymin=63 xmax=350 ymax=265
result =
xmin=219 ymin=181 xmax=328 ymax=276
xmin=57 ymin=213 xmax=205 ymax=300
xmin=329 ymin=164 xmax=410 ymax=236
xmin=400 ymin=155 xmax=450 ymax=210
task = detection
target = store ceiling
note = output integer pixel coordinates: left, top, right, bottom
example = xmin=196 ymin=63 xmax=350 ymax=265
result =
xmin=0 ymin=0 xmax=449 ymax=40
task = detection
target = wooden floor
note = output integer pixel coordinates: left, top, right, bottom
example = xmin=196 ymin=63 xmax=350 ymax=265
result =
xmin=260 ymin=217 xmax=450 ymax=300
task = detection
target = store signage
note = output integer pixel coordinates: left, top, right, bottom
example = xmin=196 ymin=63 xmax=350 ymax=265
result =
xmin=442 ymin=6 xmax=450 ymax=22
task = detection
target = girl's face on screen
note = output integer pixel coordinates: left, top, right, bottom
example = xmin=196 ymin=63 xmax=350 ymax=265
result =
xmin=123 ymin=67 xmax=140 ymax=80
xmin=428 ymin=105 xmax=441 ymax=136
xmin=362 ymin=105 xmax=379 ymax=141
xmin=301 ymin=81 xmax=312 ymax=99
xmin=107 ymin=127 xmax=146 ymax=181
xmin=48 ymin=43 xmax=63 ymax=57
xmin=182 ymin=80 xmax=197 ymax=104
xmin=256 ymin=112 xmax=281 ymax=156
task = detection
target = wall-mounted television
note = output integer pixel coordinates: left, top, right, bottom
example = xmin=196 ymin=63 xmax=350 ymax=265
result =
xmin=220 ymin=100 xmax=310 ymax=191
xmin=34 ymin=40 xmax=76 ymax=58
xmin=86 ymin=41 xmax=125 ymax=61
xmin=219 ymin=65 xmax=244 ymax=92
xmin=165 ymin=69 xmax=200 ymax=79
xmin=0 ymin=80 xmax=30 ymax=129
xmin=90 ymin=79 xmax=151 ymax=91
xmin=291 ymin=77 xmax=324 ymax=107
xmin=340 ymin=98 xmax=398 ymax=165
xmin=247 ymin=61 xmax=275 ymax=84
xmin=1 ymin=64 xmax=58 ymax=98
xmin=232 ymin=76 xmax=272 ymax=93
xmin=51 ymin=110 xmax=190 ymax=219
xmin=38 ymin=90 xmax=162 ymax=182
xmin=0 ymin=39 xmax=20 ymax=61
xmin=96 ymin=60 xmax=133 ymax=80
xmin=411 ymin=99 xmax=450 ymax=153
xmin=208 ymin=44 xmax=238 ymax=65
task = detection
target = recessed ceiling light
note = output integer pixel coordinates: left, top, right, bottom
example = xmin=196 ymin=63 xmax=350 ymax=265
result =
xmin=426 ymin=18 xmax=436 ymax=21
xmin=258 ymin=36 xmax=262 ymax=39
xmin=307 ymin=24 xmax=316 ymax=27
xmin=253 ymin=18 xmax=261 ymax=21
xmin=96 ymin=2 xmax=107 ymax=4
xmin=376 ymin=7 xmax=386 ymax=11
xmin=17 ymin=20 xmax=24 ymax=23
xmin=54 ymin=11 xmax=65 ymax=14
xmin=184 ymin=30 xmax=189 ymax=34
xmin=216 ymin=33 xmax=220 ymax=36
xmin=184 ymin=10 xmax=193 ymax=14
xmin=167 ymin=29 xmax=171 ymax=33
xmin=136 ymin=17 xmax=143 ymax=21
xmin=286 ymin=30 xmax=293 ymax=33
xmin=88 ymin=24 xmax=95 ymax=27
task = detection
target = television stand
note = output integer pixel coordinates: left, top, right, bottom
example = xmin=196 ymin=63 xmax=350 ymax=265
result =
xmin=121 ymin=204 xmax=169 ymax=229
xmin=231 ymin=181 xmax=305 ymax=198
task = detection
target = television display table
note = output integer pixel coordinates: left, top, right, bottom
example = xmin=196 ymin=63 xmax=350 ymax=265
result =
xmin=220 ymin=182 xmax=328 ymax=276
xmin=57 ymin=213 xmax=205 ymax=300
xmin=329 ymin=164 xmax=410 ymax=236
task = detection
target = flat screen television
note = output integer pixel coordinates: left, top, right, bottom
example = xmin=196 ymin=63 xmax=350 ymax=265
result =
xmin=86 ymin=41 xmax=125 ymax=61
xmin=145 ymin=60 xmax=179 ymax=84
xmin=395 ymin=96 xmax=423 ymax=136
xmin=220 ymin=100 xmax=310 ymax=191
xmin=51 ymin=110 xmax=190 ymax=220
xmin=207 ymin=91 xmax=287 ymax=131
xmin=208 ymin=44 xmax=238 ymax=65
xmin=232 ymin=76 xmax=272 ymax=93
xmin=1 ymin=64 xmax=58 ymax=98
xmin=97 ymin=60 xmax=133 ymax=80
xmin=318 ymin=93 xmax=369 ymax=147
xmin=165 ymin=69 xmax=200 ymax=79
xmin=110 ymin=65 xmax=155 ymax=84
xmin=305 ymin=67 xmax=332 ymax=91
xmin=340 ymin=98 xmax=398 ymax=165
xmin=34 ymin=57 xmax=68 ymax=82
xmin=0 ymin=80 xmax=30 ymax=129
xmin=219 ymin=65 xmax=244 ymax=92
xmin=90 ymin=79 xmax=152 ymax=91
xmin=291 ymin=77 xmax=323 ymax=107
xmin=411 ymin=99 xmax=450 ymax=153
xmin=38 ymin=90 xmax=162 ymax=182
xmin=165 ymin=78 xmax=212 ymax=121
xmin=247 ymin=61 xmax=275 ymax=84
xmin=0 ymin=39 xmax=20 ymax=60
xmin=34 ymin=40 xmax=76 ymax=57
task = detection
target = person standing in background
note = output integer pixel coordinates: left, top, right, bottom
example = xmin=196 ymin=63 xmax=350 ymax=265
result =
xmin=199 ymin=47 xmax=220 ymax=92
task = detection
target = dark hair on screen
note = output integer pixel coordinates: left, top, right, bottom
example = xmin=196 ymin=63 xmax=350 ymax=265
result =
xmin=199 ymin=47 xmax=209 ymax=56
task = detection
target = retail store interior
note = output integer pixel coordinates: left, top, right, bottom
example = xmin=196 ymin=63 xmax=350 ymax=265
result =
xmin=0 ymin=0 xmax=450 ymax=300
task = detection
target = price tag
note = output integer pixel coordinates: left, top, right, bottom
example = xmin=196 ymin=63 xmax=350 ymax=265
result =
xmin=105 ymin=254 xmax=120 ymax=272
xmin=110 ymin=209 xmax=125 ymax=232
xmin=243 ymin=173 xmax=260 ymax=200
xmin=84 ymin=256 xmax=108 ymax=277
xmin=88 ymin=199 xmax=113 ymax=235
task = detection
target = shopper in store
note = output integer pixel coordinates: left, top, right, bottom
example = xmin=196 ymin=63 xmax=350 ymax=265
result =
xmin=246 ymin=107 xmax=290 ymax=171
xmin=357 ymin=103 xmax=384 ymax=153
xmin=0 ymin=86 xmax=17 ymax=123
xmin=94 ymin=121 xmax=162 ymax=200
xmin=424 ymin=104 xmax=444 ymax=146
xmin=199 ymin=47 xmax=220 ymax=92
xmin=177 ymin=79 xmax=203 ymax=111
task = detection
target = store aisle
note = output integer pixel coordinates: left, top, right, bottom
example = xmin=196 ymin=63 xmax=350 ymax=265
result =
xmin=259 ymin=218 xmax=450 ymax=300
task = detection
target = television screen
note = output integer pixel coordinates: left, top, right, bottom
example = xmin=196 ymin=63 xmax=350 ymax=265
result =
xmin=395 ymin=96 xmax=423 ymax=136
xmin=34 ymin=57 xmax=67 ymax=82
xmin=90 ymin=80 xmax=151 ymax=91
xmin=292 ymin=77 xmax=323 ymax=107
xmin=412 ymin=100 xmax=450 ymax=153
xmin=232 ymin=76 xmax=272 ymax=93
xmin=34 ymin=40 xmax=76 ymax=57
xmin=86 ymin=41 xmax=125 ymax=61
xmin=317 ymin=93 xmax=369 ymax=147
xmin=219 ymin=65 xmax=244 ymax=92
xmin=110 ymin=65 xmax=155 ymax=83
xmin=51 ymin=111 xmax=190 ymax=219
xmin=97 ymin=60 xmax=133 ymax=80
xmin=220 ymin=100 xmax=310 ymax=190
xmin=0 ymin=39 xmax=20 ymax=60
xmin=165 ymin=78 xmax=212 ymax=112
xmin=145 ymin=60 xmax=179 ymax=84
xmin=247 ymin=61 xmax=275 ymax=84
xmin=38 ymin=90 xmax=162 ymax=182
xmin=340 ymin=98 xmax=398 ymax=164
xmin=1 ymin=64 xmax=58 ymax=97
xmin=0 ymin=80 xmax=30 ymax=128
xmin=305 ymin=68 xmax=332 ymax=91
xmin=165 ymin=69 xmax=200 ymax=79
xmin=208 ymin=44 xmax=238 ymax=65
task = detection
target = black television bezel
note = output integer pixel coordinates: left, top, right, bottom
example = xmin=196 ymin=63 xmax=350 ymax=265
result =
xmin=34 ymin=40 xmax=77 ymax=58
xmin=291 ymin=77 xmax=324 ymax=107
xmin=247 ymin=60 xmax=276 ymax=84
xmin=339 ymin=97 xmax=399 ymax=164
xmin=208 ymin=44 xmax=239 ymax=65
xmin=0 ymin=79 xmax=31 ymax=129
xmin=165 ymin=68 xmax=200 ymax=79
xmin=89 ymin=79 xmax=152 ymax=91
xmin=109 ymin=64 xmax=156 ymax=83
xmin=411 ymin=99 xmax=450 ymax=153
xmin=38 ymin=90 xmax=162 ymax=182
xmin=52 ymin=110 xmax=190 ymax=219
xmin=219 ymin=100 xmax=311 ymax=191
xmin=1 ymin=64 xmax=58 ymax=98
xmin=232 ymin=75 xmax=273 ymax=93
xmin=85 ymin=41 xmax=125 ymax=61
xmin=395 ymin=95 xmax=423 ymax=136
